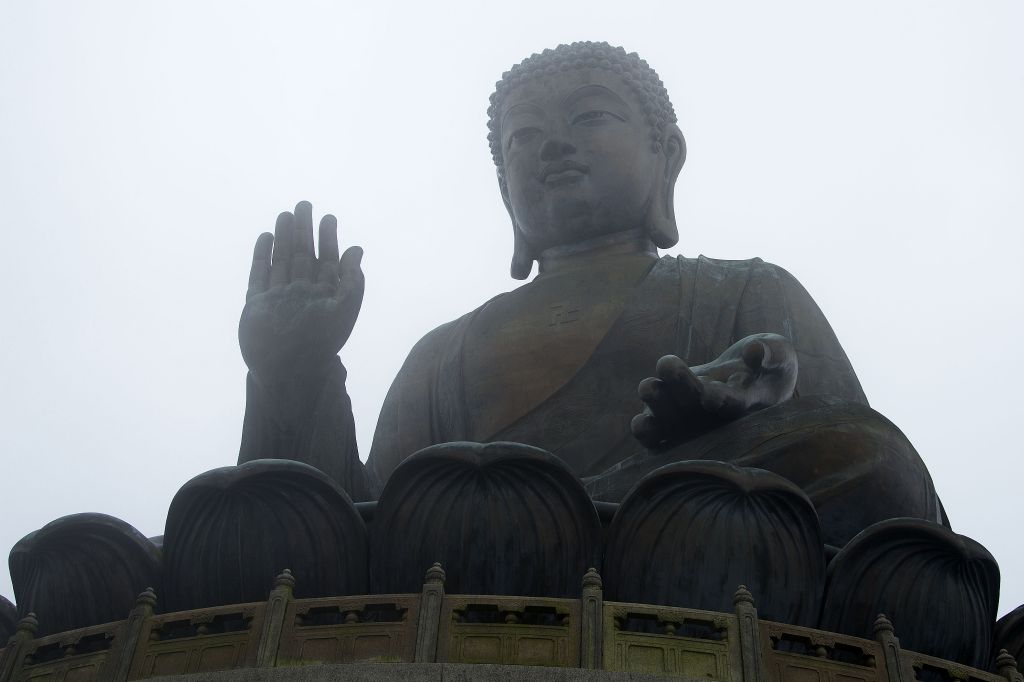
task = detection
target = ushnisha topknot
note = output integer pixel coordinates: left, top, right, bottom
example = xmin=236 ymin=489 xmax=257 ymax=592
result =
xmin=487 ymin=41 xmax=678 ymax=179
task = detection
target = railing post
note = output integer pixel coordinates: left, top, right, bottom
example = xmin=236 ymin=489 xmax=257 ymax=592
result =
xmin=414 ymin=563 xmax=445 ymax=663
xmin=733 ymin=585 xmax=765 ymax=682
xmin=874 ymin=614 xmax=909 ymax=682
xmin=107 ymin=588 xmax=157 ymax=682
xmin=256 ymin=569 xmax=295 ymax=667
xmin=0 ymin=613 xmax=37 ymax=682
xmin=581 ymin=567 xmax=603 ymax=669
xmin=996 ymin=649 xmax=1023 ymax=682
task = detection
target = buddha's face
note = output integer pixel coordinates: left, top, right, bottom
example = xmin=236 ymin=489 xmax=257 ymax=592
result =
xmin=498 ymin=68 xmax=670 ymax=255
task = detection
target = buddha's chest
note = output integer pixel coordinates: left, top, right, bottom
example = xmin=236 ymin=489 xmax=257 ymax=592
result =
xmin=460 ymin=271 xmax=640 ymax=441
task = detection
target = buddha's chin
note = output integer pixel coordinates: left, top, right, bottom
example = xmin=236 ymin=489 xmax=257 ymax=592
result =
xmin=547 ymin=194 xmax=590 ymax=222
xmin=529 ymin=216 xmax=618 ymax=252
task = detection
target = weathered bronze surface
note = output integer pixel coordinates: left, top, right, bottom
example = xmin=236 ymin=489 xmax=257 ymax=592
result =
xmin=8 ymin=513 xmax=160 ymax=637
xmin=603 ymin=460 xmax=825 ymax=627
xmin=370 ymin=442 xmax=601 ymax=597
xmin=3 ymin=41 xmax=1013 ymax=680
xmin=235 ymin=42 xmax=942 ymax=546
xmin=162 ymin=460 xmax=367 ymax=613
xmin=821 ymin=518 xmax=999 ymax=671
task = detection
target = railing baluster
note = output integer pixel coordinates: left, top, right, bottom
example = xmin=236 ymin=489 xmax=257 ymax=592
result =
xmin=581 ymin=567 xmax=603 ymax=669
xmin=0 ymin=614 xmax=37 ymax=682
xmin=733 ymin=586 xmax=765 ymax=682
xmin=414 ymin=563 xmax=445 ymax=663
xmin=256 ymin=569 xmax=295 ymax=667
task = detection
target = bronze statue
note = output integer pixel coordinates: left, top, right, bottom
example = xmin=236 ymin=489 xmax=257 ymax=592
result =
xmin=7 ymin=43 xmax=1006 ymax=676
xmin=237 ymin=42 xmax=942 ymax=547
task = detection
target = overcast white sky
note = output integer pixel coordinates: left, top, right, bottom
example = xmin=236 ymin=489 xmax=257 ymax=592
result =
xmin=1 ymin=1 xmax=1022 ymax=619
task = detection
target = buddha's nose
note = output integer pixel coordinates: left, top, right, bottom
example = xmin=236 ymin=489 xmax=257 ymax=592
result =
xmin=539 ymin=136 xmax=577 ymax=161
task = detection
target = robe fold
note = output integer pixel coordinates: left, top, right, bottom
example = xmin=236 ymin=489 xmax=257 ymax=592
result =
xmin=368 ymin=254 xmax=868 ymax=481
xmin=365 ymin=255 xmax=944 ymax=544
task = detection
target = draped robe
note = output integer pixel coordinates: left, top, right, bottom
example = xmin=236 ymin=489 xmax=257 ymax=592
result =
xmin=365 ymin=255 xmax=943 ymax=546
xmin=239 ymin=254 xmax=943 ymax=545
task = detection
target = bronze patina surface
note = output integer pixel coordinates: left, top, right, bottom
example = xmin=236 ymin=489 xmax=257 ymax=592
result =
xmin=236 ymin=42 xmax=940 ymax=546
xmin=5 ymin=42 xmax=1012 ymax=681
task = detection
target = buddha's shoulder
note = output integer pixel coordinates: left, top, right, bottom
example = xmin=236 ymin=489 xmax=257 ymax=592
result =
xmin=672 ymin=254 xmax=801 ymax=285
xmin=401 ymin=292 xmax=505 ymax=360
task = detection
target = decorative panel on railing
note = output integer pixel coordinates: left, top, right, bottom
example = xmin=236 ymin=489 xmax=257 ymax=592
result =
xmin=437 ymin=595 xmax=580 ymax=668
xmin=17 ymin=620 xmax=123 ymax=681
xmin=127 ymin=602 xmax=264 ymax=679
xmin=760 ymin=619 xmax=886 ymax=682
xmin=602 ymin=602 xmax=733 ymax=680
xmin=902 ymin=649 xmax=1004 ymax=682
xmin=276 ymin=594 xmax=420 ymax=665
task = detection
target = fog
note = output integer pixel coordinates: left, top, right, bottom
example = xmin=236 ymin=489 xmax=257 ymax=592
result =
xmin=1 ymin=1 xmax=1022 ymax=615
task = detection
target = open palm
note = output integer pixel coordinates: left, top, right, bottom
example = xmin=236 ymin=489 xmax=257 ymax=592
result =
xmin=239 ymin=201 xmax=364 ymax=381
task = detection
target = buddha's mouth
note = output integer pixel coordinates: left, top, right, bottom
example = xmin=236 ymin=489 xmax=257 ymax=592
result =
xmin=540 ymin=160 xmax=589 ymax=187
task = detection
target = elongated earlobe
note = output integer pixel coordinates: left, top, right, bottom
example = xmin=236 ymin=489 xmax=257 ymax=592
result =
xmin=646 ymin=126 xmax=686 ymax=249
xmin=499 ymin=171 xmax=534 ymax=279
xmin=511 ymin=229 xmax=534 ymax=279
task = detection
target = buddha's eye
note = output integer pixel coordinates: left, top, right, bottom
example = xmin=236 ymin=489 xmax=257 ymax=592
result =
xmin=572 ymin=110 xmax=625 ymax=126
xmin=507 ymin=127 xmax=541 ymax=150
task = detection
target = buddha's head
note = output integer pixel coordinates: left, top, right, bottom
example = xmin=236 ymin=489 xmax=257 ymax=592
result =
xmin=488 ymin=42 xmax=686 ymax=279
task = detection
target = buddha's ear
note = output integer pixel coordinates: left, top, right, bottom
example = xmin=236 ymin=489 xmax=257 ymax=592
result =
xmin=646 ymin=123 xmax=686 ymax=249
xmin=499 ymin=172 xmax=534 ymax=279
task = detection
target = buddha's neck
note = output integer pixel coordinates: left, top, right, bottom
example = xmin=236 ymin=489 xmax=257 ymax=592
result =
xmin=536 ymin=229 xmax=658 ymax=277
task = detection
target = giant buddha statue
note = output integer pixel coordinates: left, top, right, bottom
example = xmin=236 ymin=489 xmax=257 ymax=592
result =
xmin=236 ymin=41 xmax=943 ymax=548
xmin=9 ymin=43 xmax=1011 ymax=681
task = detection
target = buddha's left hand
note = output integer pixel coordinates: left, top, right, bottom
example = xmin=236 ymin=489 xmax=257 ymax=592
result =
xmin=630 ymin=333 xmax=798 ymax=450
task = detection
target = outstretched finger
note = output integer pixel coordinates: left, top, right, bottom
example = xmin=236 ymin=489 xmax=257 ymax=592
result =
xmin=339 ymin=246 xmax=365 ymax=291
xmin=246 ymin=232 xmax=274 ymax=300
xmin=631 ymin=411 xmax=663 ymax=449
xmin=319 ymin=214 xmax=339 ymax=260
xmin=291 ymin=200 xmax=315 ymax=282
xmin=317 ymin=215 xmax=340 ymax=284
xmin=269 ymin=211 xmax=293 ymax=286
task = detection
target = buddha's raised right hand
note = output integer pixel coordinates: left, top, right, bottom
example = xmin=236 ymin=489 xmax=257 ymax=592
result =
xmin=238 ymin=201 xmax=364 ymax=384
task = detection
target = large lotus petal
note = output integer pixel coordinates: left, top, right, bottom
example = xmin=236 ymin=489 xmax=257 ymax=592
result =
xmin=371 ymin=441 xmax=601 ymax=597
xmin=995 ymin=604 xmax=1024 ymax=670
xmin=0 ymin=595 xmax=15 ymax=641
xmin=162 ymin=459 xmax=367 ymax=611
xmin=821 ymin=518 xmax=998 ymax=669
xmin=9 ymin=513 xmax=161 ymax=636
xmin=604 ymin=460 xmax=825 ymax=626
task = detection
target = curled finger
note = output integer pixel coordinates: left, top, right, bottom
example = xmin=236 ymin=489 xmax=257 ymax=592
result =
xmin=630 ymin=411 xmax=663 ymax=449
xmin=655 ymin=355 xmax=704 ymax=411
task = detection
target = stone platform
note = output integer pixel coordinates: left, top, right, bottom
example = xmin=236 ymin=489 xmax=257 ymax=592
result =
xmin=2 ymin=566 xmax=1018 ymax=682
xmin=149 ymin=662 xmax=689 ymax=681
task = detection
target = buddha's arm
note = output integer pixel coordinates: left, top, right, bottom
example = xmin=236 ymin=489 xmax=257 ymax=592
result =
xmin=736 ymin=262 xmax=867 ymax=404
xmin=633 ymin=259 xmax=866 ymax=450
xmin=239 ymin=358 xmax=371 ymax=501
xmin=236 ymin=202 xmax=372 ymax=501
xmin=365 ymin=321 xmax=460 ymax=488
